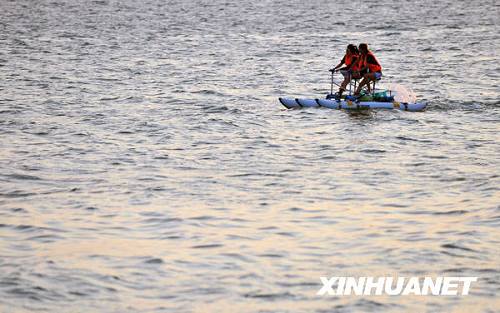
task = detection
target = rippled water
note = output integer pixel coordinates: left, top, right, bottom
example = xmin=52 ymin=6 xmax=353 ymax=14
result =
xmin=1 ymin=0 xmax=499 ymax=312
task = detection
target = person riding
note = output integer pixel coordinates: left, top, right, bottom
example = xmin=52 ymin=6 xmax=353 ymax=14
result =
xmin=330 ymin=44 xmax=360 ymax=98
xmin=353 ymin=43 xmax=382 ymax=96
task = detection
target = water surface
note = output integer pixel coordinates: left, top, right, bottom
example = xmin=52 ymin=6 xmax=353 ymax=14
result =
xmin=1 ymin=0 xmax=499 ymax=312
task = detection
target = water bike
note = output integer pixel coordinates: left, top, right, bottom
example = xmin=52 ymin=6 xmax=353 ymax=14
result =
xmin=279 ymin=70 xmax=427 ymax=112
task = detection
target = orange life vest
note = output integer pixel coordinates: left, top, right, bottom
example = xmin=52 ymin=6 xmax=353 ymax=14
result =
xmin=345 ymin=54 xmax=353 ymax=66
xmin=345 ymin=53 xmax=360 ymax=70
xmin=364 ymin=51 xmax=382 ymax=72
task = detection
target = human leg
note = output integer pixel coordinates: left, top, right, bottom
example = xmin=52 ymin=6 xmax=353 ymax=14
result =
xmin=355 ymin=73 xmax=377 ymax=95
xmin=338 ymin=74 xmax=352 ymax=96
xmin=354 ymin=77 xmax=369 ymax=95
xmin=334 ymin=70 xmax=352 ymax=97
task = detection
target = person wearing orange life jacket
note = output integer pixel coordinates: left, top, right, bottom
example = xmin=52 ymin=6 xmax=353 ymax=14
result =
xmin=330 ymin=44 xmax=360 ymax=98
xmin=354 ymin=43 xmax=382 ymax=96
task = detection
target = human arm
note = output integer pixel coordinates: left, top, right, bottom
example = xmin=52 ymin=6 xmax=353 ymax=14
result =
xmin=330 ymin=55 xmax=346 ymax=72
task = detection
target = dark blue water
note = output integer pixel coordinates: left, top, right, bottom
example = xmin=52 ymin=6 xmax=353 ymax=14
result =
xmin=1 ymin=0 xmax=499 ymax=312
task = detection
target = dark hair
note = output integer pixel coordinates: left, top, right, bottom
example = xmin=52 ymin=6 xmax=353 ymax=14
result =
xmin=347 ymin=44 xmax=358 ymax=54
xmin=358 ymin=43 xmax=368 ymax=52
